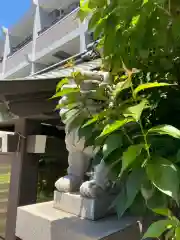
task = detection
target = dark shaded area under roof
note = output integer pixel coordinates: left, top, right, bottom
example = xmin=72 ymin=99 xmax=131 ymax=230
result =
xmin=0 ymin=57 xmax=101 ymax=131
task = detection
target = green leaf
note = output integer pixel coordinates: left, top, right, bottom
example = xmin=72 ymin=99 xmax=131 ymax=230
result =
xmin=142 ymin=0 xmax=148 ymax=4
xmin=133 ymin=82 xmax=172 ymax=97
xmin=129 ymin=193 xmax=147 ymax=216
xmin=81 ymin=87 xmax=108 ymax=101
xmin=88 ymin=10 xmax=101 ymax=30
xmin=146 ymin=189 xmax=168 ymax=210
xmin=71 ymin=71 xmax=84 ymax=84
xmin=103 ymin=133 xmax=122 ymax=158
xmin=148 ymin=125 xmax=180 ymax=139
xmin=89 ymin=0 xmax=106 ymax=8
xmin=165 ymin=229 xmax=175 ymax=240
xmin=172 ymin=17 xmax=180 ymax=40
xmin=123 ymin=100 xmax=149 ymax=121
xmin=104 ymin=147 xmax=122 ymax=166
xmin=146 ymin=157 xmax=179 ymax=202
xmin=83 ymin=115 xmax=99 ymax=127
xmin=83 ymin=131 xmax=100 ymax=148
xmin=175 ymin=227 xmax=180 ymax=239
xmin=113 ymin=77 xmax=132 ymax=98
xmin=121 ymin=144 xmax=144 ymax=173
xmin=146 ymin=188 xmax=168 ymax=211
xmin=152 ymin=208 xmax=172 ymax=217
xmin=62 ymin=108 xmax=80 ymax=124
xmin=55 ymin=102 xmax=80 ymax=111
xmin=115 ymin=168 xmax=145 ymax=217
xmin=60 ymin=108 xmax=77 ymax=120
xmin=80 ymin=0 xmax=88 ymax=8
xmin=142 ymin=220 xmax=175 ymax=239
xmin=131 ymin=15 xmax=140 ymax=28
xmin=51 ymin=88 xmax=80 ymax=99
xmin=77 ymin=8 xmax=90 ymax=22
xmin=94 ymin=19 xmax=106 ymax=40
xmin=55 ymin=103 xmax=66 ymax=110
xmin=156 ymin=0 xmax=166 ymax=3
xmin=82 ymin=110 xmax=106 ymax=128
xmin=141 ymin=180 xmax=155 ymax=200
xmin=56 ymin=78 xmax=69 ymax=92
xmin=88 ymin=0 xmax=97 ymax=8
xmin=176 ymin=149 xmax=180 ymax=163
xmin=103 ymin=15 xmax=117 ymax=56
xmin=99 ymin=118 xmax=135 ymax=137
xmin=92 ymin=150 xmax=103 ymax=166
xmin=66 ymin=110 xmax=87 ymax=133
xmin=78 ymin=123 xmax=95 ymax=141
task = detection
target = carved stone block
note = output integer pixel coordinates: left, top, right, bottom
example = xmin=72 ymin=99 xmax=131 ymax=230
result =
xmin=53 ymin=190 xmax=116 ymax=220
xmin=16 ymin=201 xmax=142 ymax=240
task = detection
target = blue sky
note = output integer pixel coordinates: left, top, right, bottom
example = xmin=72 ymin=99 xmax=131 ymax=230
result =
xmin=0 ymin=0 xmax=31 ymax=27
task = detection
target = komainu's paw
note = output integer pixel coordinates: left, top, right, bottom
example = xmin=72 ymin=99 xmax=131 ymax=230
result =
xmin=80 ymin=180 xmax=105 ymax=198
xmin=55 ymin=175 xmax=82 ymax=193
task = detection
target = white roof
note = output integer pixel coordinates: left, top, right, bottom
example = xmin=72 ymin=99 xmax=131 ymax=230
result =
xmin=28 ymin=58 xmax=102 ymax=80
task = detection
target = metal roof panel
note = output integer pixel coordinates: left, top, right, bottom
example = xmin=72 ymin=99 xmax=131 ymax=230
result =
xmin=27 ymin=58 xmax=101 ymax=80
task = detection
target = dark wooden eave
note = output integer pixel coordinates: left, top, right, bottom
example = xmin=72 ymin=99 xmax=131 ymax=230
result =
xmin=0 ymin=58 xmax=101 ymax=131
xmin=0 ymin=78 xmax=62 ymax=131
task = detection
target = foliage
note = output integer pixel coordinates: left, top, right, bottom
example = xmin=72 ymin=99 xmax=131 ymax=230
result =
xmin=142 ymin=209 xmax=180 ymax=240
xmin=37 ymin=157 xmax=67 ymax=202
xmin=54 ymin=0 xmax=180 ymax=239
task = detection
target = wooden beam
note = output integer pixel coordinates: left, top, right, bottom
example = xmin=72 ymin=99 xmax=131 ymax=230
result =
xmin=0 ymin=133 xmax=66 ymax=155
xmin=0 ymin=79 xmax=59 ymax=95
xmin=0 ymin=132 xmax=18 ymax=153
xmin=5 ymin=121 xmax=67 ymax=240
xmin=5 ymin=119 xmax=40 ymax=240
xmin=26 ymin=135 xmax=67 ymax=156
xmin=0 ymin=118 xmax=63 ymax=132
xmin=4 ymin=91 xmax=53 ymax=102
xmin=27 ymin=135 xmax=47 ymax=153
xmin=9 ymin=99 xmax=56 ymax=118
xmin=0 ymin=153 xmax=13 ymax=164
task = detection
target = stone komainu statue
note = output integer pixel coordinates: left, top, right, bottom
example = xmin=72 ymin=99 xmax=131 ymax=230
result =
xmin=55 ymin=70 xmax=112 ymax=198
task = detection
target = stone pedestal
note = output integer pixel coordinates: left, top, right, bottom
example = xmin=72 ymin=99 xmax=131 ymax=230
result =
xmin=16 ymin=201 xmax=142 ymax=240
xmin=53 ymin=191 xmax=116 ymax=220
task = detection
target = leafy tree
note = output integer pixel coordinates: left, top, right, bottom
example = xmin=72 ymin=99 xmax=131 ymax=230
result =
xmin=54 ymin=0 xmax=180 ymax=239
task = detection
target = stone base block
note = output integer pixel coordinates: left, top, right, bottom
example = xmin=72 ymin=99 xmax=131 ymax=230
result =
xmin=16 ymin=201 xmax=142 ymax=240
xmin=53 ymin=191 xmax=116 ymax=220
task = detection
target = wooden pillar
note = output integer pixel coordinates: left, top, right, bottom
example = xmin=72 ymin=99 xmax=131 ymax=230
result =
xmin=5 ymin=119 xmax=40 ymax=240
